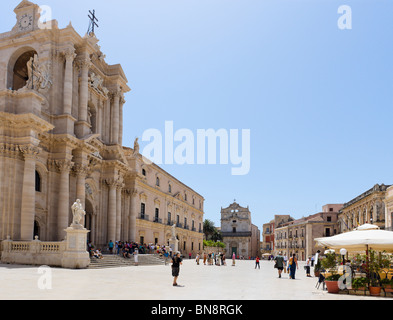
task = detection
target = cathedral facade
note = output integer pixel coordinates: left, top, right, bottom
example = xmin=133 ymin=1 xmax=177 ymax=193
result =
xmin=0 ymin=1 xmax=204 ymax=255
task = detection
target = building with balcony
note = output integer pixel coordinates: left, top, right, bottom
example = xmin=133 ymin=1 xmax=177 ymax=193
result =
xmin=128 ymin=147 xmax=204 ymax=256
xmin=274 ymin=204 xmax=342 ymax=260
xmin=338 ymin=184 xmax=389 ymax=232
xmin=261 ymin=215 xmax=293 ymax=256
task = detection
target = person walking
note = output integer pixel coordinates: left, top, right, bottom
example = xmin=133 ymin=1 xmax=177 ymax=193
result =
xmin=171 ymin=252 xmax=183 ymax=286
xmin=289 ymin=253 xmax=299 ymax=279
xmin=274 ymin=252 xmax=284 ymax=278
xmin=232 ymin=252 xmax=236 ymax=266
xmin=305 ymin=256 xmax=312 ymax=277
xmin=255 ymin=256 xmax=260 ymax=269
xmin=108 ymin=240 xmax=114 ymax=254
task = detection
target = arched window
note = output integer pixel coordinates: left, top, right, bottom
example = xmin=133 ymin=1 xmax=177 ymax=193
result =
xmin=142 ymin=168 xmax=146 ymax=176
xmin=11 ymin=50 xmax=37 ymax=90
xmin=156 ymin=177 xmax=160 ymax=187
xmin=35 ymin=170 xmax=41 ymax=192
xmin=168 ymin=184 xmax=172 ymax=193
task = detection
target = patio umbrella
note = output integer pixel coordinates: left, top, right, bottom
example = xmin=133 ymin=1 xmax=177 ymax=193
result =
xmin=314 ymin=224 xmax=393 ymax=253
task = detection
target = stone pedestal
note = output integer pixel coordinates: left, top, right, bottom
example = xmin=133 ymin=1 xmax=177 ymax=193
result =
xmin=169 ymin=237 xmax=179 ymax=254
xmin=61 ymin=224 xmax=90 ymax=269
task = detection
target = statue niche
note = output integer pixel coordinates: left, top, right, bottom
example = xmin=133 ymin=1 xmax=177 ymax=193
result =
xmin=11 ymin=50 xmax=36 ymax=90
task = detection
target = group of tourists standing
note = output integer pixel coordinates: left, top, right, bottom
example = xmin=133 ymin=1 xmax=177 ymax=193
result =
xmin=194 ymin=252 xmax=227 ymax=266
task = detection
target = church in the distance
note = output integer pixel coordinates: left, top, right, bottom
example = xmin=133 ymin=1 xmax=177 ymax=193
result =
xmin=220 ymin=201 xmax=260 ymax=259
xmin=0 ymin=0 xmax=204 ymax=255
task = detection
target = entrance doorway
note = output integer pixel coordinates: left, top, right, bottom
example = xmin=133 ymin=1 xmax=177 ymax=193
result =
xmin=84 ymin=199 xmax=94 ymax=243
xmin=33 ymin=220 xmax=40 ymax=239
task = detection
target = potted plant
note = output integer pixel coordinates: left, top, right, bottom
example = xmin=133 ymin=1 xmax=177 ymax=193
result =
xmin=352 ymin=277 xmax=368 ymax=291
xmin=381 ymin=277 xmax=393 ymax=293
xmin=368 ymin=249 xmax=382 ymax=296
xmin=320 ymin=252 xmax=340 ymax=293
xmin=314 ymin=259 xmax=322 ymax=277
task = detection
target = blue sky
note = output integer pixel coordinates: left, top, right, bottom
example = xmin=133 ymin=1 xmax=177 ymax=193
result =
xmin=2 ymin=0 xmax=393 ymax=229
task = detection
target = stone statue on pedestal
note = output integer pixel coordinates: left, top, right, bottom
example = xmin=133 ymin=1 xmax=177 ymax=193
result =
xmin=71 ymin=199 xmax=85 ymax=226
xmin=133 ymin=137 xmax=139 ymax=155
xmin=171 ymin=224 xmax=177 ymax=239
xmin=169 ymin=224 xmax=179 ymax=254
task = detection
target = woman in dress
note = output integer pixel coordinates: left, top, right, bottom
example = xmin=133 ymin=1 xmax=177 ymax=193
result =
xmin=289 ymin=253 xmax=299 ymax=279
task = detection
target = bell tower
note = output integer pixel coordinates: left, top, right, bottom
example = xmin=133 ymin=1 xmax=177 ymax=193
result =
xmin=12 ymin=0 xmax=41 ymax=34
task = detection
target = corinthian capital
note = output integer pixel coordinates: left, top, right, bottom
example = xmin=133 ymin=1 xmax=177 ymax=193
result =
xmin=63 ymin=48 xmax=77 ymax=61
xmin=108 ymin=88 xmax=123 ymax=101
xmin=19 ymin=145 xmax=40 ymax=159
xmin=73 ymin=163 xmax=89 ymax=176
xmin=76 ymin=58 xmax=91 ymax=71
xmin=53 ymin=159 xmax=74 ymax=172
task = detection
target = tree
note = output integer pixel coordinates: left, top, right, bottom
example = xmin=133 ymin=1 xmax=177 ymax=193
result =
xmin=203 ymin=219 xmax=216 ymax=240
xmin=211 ymin=228 xmax=223 ymax=242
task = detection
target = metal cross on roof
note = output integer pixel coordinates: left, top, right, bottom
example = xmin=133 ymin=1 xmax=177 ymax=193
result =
xmin=87 ymin=9 xmax=99 ymax=35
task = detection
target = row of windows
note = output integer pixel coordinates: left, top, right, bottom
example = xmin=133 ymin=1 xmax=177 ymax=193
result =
xmin=142 ymin=168 xmax=202 ymax=209
xmin=140 ymin=203 xmax=202 ymax=231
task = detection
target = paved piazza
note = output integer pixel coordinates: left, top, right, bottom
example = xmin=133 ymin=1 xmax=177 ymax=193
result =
xmin=0 ymin=259 xmax=382 ymax=300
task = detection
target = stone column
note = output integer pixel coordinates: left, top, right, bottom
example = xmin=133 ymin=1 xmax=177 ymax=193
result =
xmin=116 ymin=186 xmax=122 ymax=241
xmin=79 ymin=59 xmax=90 ymax=121
xmin=19 ymin=145 xmax=39 ymax=241
xmin=123 ymin=190 xmax=130 ymax=241
xmin=110 ymin=90 xmax=121 ymax=145
xmin=75 ymin=58 xmax=91 ymax=138
xmin=129 ymin=189 xmax=138 ymax=242
xmin=55 ymin=160 xmax=73 ymax=240
xmin=119 ymin=95 xmax=125 ymax=146
xmin=63 ymin=49 xmax=76 ymax=115
xmin=98 ymin=101 xmax=103 ymax=138
xmin=106 ymin=179 xmax=117 ymax=243
xmin=73 ymin=163 xmax=88 ymax=224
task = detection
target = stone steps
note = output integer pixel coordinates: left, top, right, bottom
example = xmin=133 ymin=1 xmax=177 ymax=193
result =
xmin=88 ymin=254 xmax=165 ymax=269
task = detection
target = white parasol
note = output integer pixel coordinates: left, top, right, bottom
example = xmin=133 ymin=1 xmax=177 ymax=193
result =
xmin=315 ymin=224 xmax=393 ymax=253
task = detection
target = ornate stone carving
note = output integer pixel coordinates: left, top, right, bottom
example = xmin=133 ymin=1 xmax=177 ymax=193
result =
xmin=0 ymin=143 xmax=20 ymax=158
xmin=76 ymin=58 xmax=91 ymax=71
xmin=24 ymin=54 xmax=52 ymax=91
xmin=19 ymin=144 xmax=40 ymax=159
xmin=52 ymin=159 xmax=73 ymax=172
xmin=63 ymin=48 xmax=77 ymax=61
xmin=73 ymin=163 xmax=89 ymax=176
xmin=88 ymin=72 xmax=108 ymax=97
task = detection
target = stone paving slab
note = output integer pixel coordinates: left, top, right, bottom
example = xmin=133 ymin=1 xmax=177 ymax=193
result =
xmin=0 ymin=259 xmax=384 ymax=300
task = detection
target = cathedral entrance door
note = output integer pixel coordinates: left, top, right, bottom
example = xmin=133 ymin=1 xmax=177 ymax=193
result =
xmin=85 ymin=199 xmax=94 ymax=243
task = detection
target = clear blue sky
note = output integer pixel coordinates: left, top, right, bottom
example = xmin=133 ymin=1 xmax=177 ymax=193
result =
xmin=2 ymin=0 xmax=393 ymax=229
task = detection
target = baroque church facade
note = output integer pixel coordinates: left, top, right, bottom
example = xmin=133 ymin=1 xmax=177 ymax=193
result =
xmin=0 ymin=1 xmax=204 ymax=254
xmin=220 ymin=201 xmax=260 ymax=259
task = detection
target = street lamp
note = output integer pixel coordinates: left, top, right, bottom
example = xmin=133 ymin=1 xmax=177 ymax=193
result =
xmin=340 ymin=248 xmax=347 ymax=265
